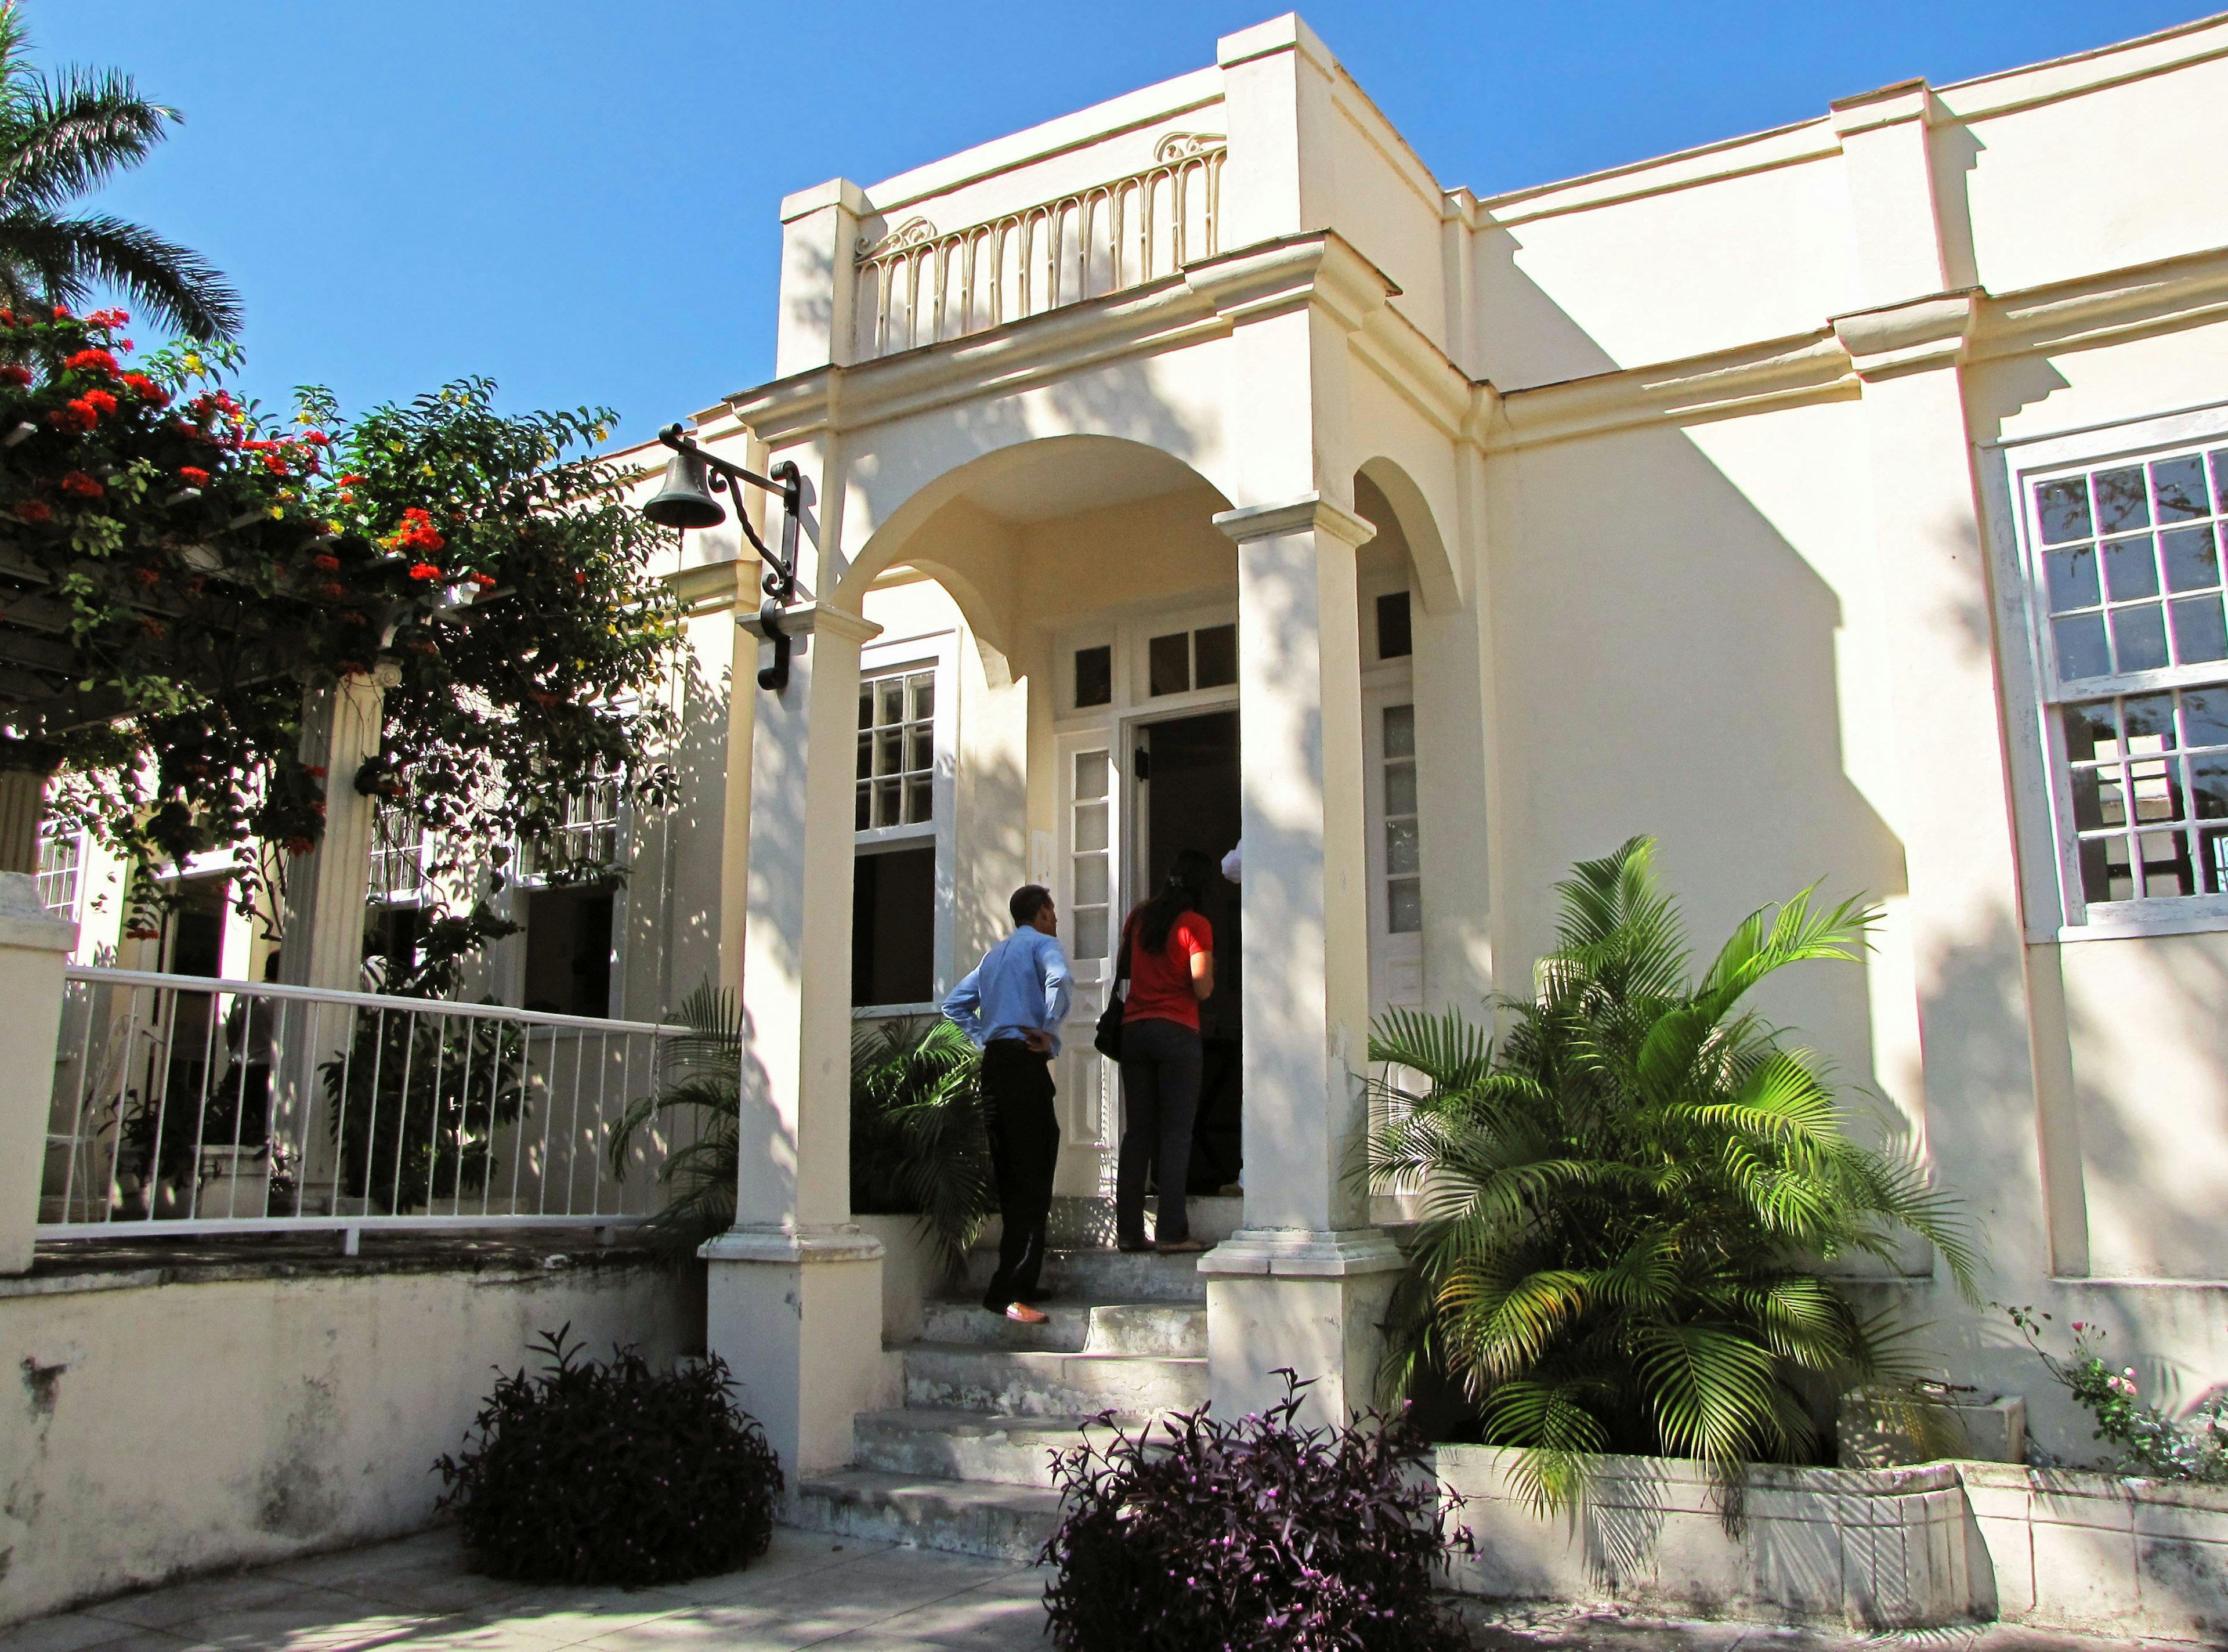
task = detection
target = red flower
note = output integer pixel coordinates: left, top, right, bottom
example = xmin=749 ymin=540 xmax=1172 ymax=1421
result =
xmin=178 ymin=466 xmax=209 ymax=487
xmin=131 ymin=566 xmax=161 ymax=587
xmin=138 ymin=617 xmax=164 ymax=639
xmin=87 ymin=309 xmax=128 ymax=328
xmin=79 ymin=388 xmax=117 ymax=417
xmin=120 ymin=372 xmax=168 ymax=406
xmin=302 ymin=431 xmax=330 ymax=446
xmin=57 ymin=471 xmax=103 ymax=498
xmin=64 ymin=348 xmax=119 ymax=378
xmin=573 ymin=570 xmax=586 ymax=585
xmin=286 ymin=837 xmax=315 ymax=857
xmin=0 ymin=310 xmax=15 ymax=328
xmin=469 ymin=572 xmax=497 ymax=590
xmin=305 ymin=765 xmax=328 ymax=779
xmin=261 ymin=451 xmax=290 ymax=474
xmin=0 ymin=364 xmax=30 ymax=387
xmin=50 ymin=304 xmax=70 ymax=320
xmin=13 ymin=499 xmax=50 ymax=523
xmin=46 ymin=401 xmax=95 ymax=433
xmin=318 ymin=582 xmax=348 ymax=599
xmin=310 ymin=552 xmax=341 ymax=571
xmin=341 ymin=472 xmax=364 ymax=485
xmin=407 ymin=562 xmax=442 ymax=581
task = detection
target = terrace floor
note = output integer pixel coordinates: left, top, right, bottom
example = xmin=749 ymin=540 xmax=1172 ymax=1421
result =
xmin=0 ymin=1526 xmax=2204 ymax=1652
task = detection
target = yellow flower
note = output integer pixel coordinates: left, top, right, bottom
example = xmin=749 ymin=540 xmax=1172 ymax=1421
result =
xmin=420 ymin=462 xmax=436 ymax=477
xmin=182 ymin=352 xmax=203 ymax=374
xmin=592 ymin=425 xmax=609 ymax=442
xmin=268 ymin=507 xmax=284 ymax=520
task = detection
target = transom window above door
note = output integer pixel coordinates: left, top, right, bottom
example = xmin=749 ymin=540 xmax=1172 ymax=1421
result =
xmin=1147 ymin=623 xmax=1236 ymax=697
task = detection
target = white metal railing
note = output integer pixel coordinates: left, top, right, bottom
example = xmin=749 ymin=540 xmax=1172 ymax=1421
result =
xmin=39 ymin=967 xmax=693 ymax=1252
xmin=853 ymin=132 xmax=1225 ymax=360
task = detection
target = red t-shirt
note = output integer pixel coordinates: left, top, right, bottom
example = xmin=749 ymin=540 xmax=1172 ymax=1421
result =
xmin=1122 ymin=909 xmax=1213 ymax=1031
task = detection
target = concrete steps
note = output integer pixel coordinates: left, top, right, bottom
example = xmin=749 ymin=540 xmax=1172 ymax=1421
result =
xmin=791 ymin=1467 xmax=1064 ymax=1562
xmin=789 ymin=1225 xmax=1234 ymax=1561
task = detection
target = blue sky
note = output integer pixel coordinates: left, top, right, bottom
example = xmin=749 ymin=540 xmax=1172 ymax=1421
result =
xmin=39 ymin=2 xmax=2214 ymax=447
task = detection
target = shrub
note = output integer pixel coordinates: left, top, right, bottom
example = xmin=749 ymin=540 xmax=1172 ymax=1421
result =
xmin=434 ymin=1326 xmax=780 ymax=1585
xmin=1041 ymin=1372 xmax=1474 ymax=1651
xmin=610 ymin=996 xmax=994 ymax=1274
xmin=1364 ymin=836 xmax=1977 ymax=1509
xmin=2007 ymin=1306 xmax=2228 ymax=1481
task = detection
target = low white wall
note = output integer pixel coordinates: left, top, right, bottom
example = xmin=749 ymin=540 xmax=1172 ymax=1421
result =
xmin=1437 ymin=1449 xmax=2228 ymax=1643
xmin=0 ymin=1245 xmax=699 ymax=1626
xmin=1435 ymin=1447 xmax=1990 ymax=1633
xmin=1963 ymin=1463 xmax=2228 ymax=1644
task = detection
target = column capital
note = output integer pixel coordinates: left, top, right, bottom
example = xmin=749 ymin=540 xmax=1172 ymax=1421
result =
xmin=1213 ymin=493 xmax=1375 ymax=549
xmin=738 ymin=600 xmax=883 ymax=646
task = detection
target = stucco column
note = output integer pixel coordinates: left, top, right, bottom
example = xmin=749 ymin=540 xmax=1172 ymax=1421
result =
xmin=279 ymin=668 xmax=392 ymax=994
xmin=1202 ymin=494 xmax=1404 ymax=1427
xmin=0 ymin=870 xmax=77 ymax=1273
xmin=702 ymin=598 xmax=888 ymax=1483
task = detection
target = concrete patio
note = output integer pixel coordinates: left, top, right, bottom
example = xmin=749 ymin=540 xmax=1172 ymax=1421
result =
xmin=2 ymin=1525 xmax=2211 ymax=1652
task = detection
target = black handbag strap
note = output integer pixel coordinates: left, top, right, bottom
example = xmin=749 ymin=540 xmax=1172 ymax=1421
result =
xmin=1113 ymin=913 xmax=1135 ymax=993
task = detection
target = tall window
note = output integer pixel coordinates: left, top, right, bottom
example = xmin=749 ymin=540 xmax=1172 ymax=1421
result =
xmin=515 ymin=771 xmax=624 ymax=1017
xmin=1381 ymin=704 xmax=1422 ymax=933
xmin=36 ymin=823 xmax=82 ymax=919
xmin=2021 ymin=431 xmax=2228 ymax=923
xmin=853 ymin=663 xmax=942 ymax=1007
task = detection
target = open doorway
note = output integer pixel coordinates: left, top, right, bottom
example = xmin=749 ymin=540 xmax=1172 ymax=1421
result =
xmin=1135 ymin=708 xmax=1242 ymax=1192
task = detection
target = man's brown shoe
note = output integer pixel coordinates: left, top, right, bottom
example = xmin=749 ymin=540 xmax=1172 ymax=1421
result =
xmin=1003 ymin=1302 xmax=1050 ymax=1324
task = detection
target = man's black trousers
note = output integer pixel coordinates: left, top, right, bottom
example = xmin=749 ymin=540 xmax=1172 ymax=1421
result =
xmin=981 ymin=1039 xmax=1060 ymax=1313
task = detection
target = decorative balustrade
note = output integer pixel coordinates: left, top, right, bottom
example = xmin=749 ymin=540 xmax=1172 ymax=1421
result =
xmin=853 ymin=133 xmax=1225 ymax=361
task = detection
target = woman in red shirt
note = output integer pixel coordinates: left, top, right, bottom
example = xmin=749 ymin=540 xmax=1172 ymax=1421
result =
xmin=1115 ymin=849 xmax=1218 ymax=1252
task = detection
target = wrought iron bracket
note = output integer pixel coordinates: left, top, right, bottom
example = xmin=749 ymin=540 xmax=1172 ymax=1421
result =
xmin=656 ymin=424 xmax=804 ymax=691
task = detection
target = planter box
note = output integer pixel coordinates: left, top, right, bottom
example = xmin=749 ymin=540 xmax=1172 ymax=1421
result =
xmin=1839 ymin=1389 xmax=2027 ymax=1467
xmin=1433 ymin=1447 xmax=1992 ymax=1632
xmin=1961 ymin=1462 xmax=2228 ymax=1644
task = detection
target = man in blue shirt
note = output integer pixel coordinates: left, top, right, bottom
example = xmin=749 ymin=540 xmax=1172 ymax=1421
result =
xmin=945 ymin=884 xmax=1073 ymax=1324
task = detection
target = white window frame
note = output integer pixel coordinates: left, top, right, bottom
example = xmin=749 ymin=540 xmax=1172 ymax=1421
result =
xmin=501 ymin=761 xmax=631 ymax=1021
xmin=1989 ymin=399 xmax=2228 ymax=941
xmin=36 ymin=822 xmax=84 ymax=920
xmin=852 ymin=630 xmax=958 ymax=1014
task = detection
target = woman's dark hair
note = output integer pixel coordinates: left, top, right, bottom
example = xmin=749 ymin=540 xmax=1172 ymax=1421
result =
xmin=1135 ymin=849 xmax=1217 ymax=953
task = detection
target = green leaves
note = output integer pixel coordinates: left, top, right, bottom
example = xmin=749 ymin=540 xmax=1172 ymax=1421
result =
xmin=1363 ymin=836 xmax=1979 ymax=1509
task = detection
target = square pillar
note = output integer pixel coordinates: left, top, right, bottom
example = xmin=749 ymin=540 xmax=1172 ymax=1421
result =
xmin=703 ymin=597 xmax=889 ymax=1482
xmin=1203 ymin=494 xmax=1404 ymax=1427
xmin=0 ymin=871 xmax=75 ymax=1273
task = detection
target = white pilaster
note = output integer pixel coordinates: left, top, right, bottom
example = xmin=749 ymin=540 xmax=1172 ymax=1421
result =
xmin=1204 ymin=493 xmax=1404 ymax=1426
xmin=0 ymin=871 xmax=75 ymax=1273
xmin=775 ymin=179 xmax=870 ymax=377
xmin=706 ymin=596 xmax=888 ymax=1480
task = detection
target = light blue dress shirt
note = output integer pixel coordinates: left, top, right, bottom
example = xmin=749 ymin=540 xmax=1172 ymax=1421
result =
xmin=943 ymin=928 xmax=1074 ymax=1055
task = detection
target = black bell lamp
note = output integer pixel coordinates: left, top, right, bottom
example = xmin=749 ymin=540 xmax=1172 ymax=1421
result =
xmin=641 ymin=424 xmax=804 ymax=691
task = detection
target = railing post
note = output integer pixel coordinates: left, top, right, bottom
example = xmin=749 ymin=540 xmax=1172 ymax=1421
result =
xmin=0 ymin=871 xmax=77 ymax=1273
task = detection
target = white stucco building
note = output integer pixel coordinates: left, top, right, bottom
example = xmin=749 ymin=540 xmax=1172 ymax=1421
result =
xmin=25 ymin=5 xmax=2228 ymax=1551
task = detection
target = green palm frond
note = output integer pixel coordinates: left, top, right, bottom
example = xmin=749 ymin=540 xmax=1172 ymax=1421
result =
xmin=0 ymin=5 xmax=239 ymax=339
xmin=1364 ymin=836 xmax=1980 ymax=1509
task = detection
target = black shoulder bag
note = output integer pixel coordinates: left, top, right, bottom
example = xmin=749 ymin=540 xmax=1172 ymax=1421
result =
xmin=1092 ymin=917 xmax=1135 ymax=1061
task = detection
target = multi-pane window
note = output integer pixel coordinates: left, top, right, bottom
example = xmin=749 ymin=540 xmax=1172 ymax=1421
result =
xmin=35 ymin=823 xmax=81 ymax=917
xmin=1070 ymin=749 xmax=1113 ymax=960
xmin=2026 ymin=437 xmax=2228 ymax=920
xmin=1381 ymin=705 xmax=1422 ymax=933
xmin=857 ymin=670 xmax=935 ymax=830
xmin=368 ymin=805 xmax=429 ymax=903
xmin=523 ymin=771 xmax=623 ymax=880
xmin=1146 ymin=623 xmax=1237 ymax=697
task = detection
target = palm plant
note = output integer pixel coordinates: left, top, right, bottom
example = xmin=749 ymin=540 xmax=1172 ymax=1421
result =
xmin=608 ymin=992 xmax=994 ymax=1273
xmin=0 ymin=2 xmax=240 ymax=339
xmin=1363 ymin=836 xmax=1977 ymax=1510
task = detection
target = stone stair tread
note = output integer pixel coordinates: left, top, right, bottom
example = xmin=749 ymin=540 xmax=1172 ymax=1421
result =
xmin=791 ymin=1467 xmax=1065 ymax=1561
xmin=856 ymin=1405 xmax=1134 ymax=1434
xmin=906 ymin=1339 xmax=1204 ymax=1364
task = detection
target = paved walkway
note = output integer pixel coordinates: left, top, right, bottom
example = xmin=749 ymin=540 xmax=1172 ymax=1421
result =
xmin=1 ymin=1527 xmax=2200 ymax=1652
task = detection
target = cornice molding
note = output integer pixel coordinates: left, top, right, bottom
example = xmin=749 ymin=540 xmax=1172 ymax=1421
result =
xmin=1485 ymin=332 xmax=1858 ymax=454
xmin=1832 ymin=290 xmax=1980 ymax=381
xmin=1973 ymin=243 xmax=2228 ymax=364
xmin=1212 ymin=494 xmax=1376 ymax=548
